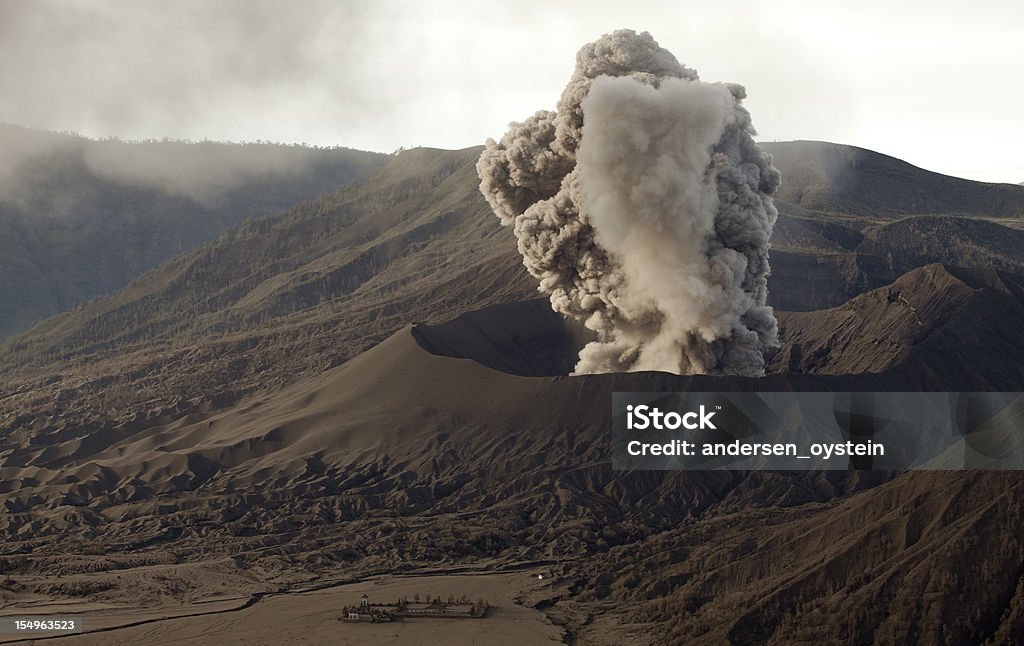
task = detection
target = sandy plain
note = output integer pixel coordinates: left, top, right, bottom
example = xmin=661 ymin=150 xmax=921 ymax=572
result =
xmin=1 ymin=569 xmax=565 ymax=645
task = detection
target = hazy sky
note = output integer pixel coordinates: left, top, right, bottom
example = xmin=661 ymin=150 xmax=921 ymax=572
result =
xmin=2 ymin=0 xmax=1022 ymax=183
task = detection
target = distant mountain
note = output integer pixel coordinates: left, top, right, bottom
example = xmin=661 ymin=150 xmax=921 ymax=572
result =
xmin=4 ymin=136 xmax=1021 ymax=346
xmin=762 ymin=141 xmax=1024 ymax=310
xmin=3 ymin=142 xmax=1024 ymax=436
xmin=762 ymin=140 xmax=1024 ymax=221
xmin=0 ymin=124 xmax=388 ymax=338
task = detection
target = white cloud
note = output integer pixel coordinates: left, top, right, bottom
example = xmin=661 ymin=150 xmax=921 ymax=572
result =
xmin=1 ymin=0 xmax=1020 ymax=182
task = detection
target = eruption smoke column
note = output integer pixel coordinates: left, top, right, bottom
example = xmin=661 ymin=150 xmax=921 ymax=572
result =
xmin=477 ymin=29 xmax=781 ymax=376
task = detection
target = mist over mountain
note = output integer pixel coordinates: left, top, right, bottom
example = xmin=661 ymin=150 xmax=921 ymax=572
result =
xmin=0 ymin=124 xmax=388 ymax=339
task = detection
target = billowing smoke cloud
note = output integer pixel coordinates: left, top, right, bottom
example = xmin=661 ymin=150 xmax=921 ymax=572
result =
xmin=477 ymin=29 xmax=781 ymax=376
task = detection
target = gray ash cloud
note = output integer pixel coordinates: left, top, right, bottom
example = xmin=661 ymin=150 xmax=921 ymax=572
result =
xmin=478 ymin=29 xmax=780 ymax=376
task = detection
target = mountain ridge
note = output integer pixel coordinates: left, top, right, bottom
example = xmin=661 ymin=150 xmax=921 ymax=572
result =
xmin=762 ymin=140 xmax=1024 ymax=220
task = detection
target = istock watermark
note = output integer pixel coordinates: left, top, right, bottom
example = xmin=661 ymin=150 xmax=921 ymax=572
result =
xmin=612 ymin=392 xmax=1024 ymax=471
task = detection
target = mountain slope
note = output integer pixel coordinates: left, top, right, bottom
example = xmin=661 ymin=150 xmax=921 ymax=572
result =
xmin=771 ymin=264 xmax=1024 ymax=388
xmin=0 ymin=146 xmax=539 ymax=437
xmin=1 ymin=316 xmax=1022 ymax=644
xmin=6 ymin=267 xmax=1024 ymax=544
xmin=572 ymin=468 xmax=1024 ymax=644
xmin=0 ymin=124 xmax=389 ymax=339
xmin=857 ymin=215 xmax=1024 ymax=276
xmin=0 ymin=319 xmax=919 ymax=555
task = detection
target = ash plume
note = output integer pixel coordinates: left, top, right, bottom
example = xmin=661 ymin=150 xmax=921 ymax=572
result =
xmin=477 ymin=29 xmax=781 ymax=376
